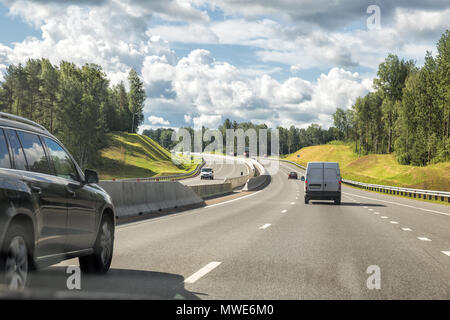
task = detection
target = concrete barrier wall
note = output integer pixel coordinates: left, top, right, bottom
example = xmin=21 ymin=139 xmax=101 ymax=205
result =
xmin=189 ymin=183 xmax=233 ymax=199
xmin=99 ymin=155 xmax=271 ymax=218
xmin=243 ymin=174 xmax=271 ymax=191
xmin=98 ymin=181 xmax=204 ymax=218
xmin=224 ymin=175 xmax=250 ymax=189
xmin=224 ymin=162 xmax=254 ymax=189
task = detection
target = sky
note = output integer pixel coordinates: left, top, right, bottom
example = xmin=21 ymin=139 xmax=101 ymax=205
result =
xmin=0 ymin=0 xmax=449 ymax=132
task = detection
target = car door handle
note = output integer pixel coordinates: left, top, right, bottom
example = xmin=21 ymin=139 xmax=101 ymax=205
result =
xmin=30 ymin=186 xmax=42 ymax=194
xmin=66 ymin=188 xmax=76 ymax=197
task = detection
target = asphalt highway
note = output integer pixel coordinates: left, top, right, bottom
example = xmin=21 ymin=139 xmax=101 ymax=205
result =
xmin=181 ymin=156 xmax=250 ymax=186
xmin=26 ymin=161 xmax=450 ymax=299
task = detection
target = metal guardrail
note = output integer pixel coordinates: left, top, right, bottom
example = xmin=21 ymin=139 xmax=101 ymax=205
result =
xmin=342 ymin=179 xmax=450 ymax=203
xmin=102 ymin=159 xmax=206 ymax=182
xmin=279 ymin=159 xmax=450 ymax=203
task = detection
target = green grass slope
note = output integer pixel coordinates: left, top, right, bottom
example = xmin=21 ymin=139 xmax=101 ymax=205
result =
xmin=94 ymin=132 xmax=196 ymax=180
xmin=286 ymin=144 xmax=450 ymax=191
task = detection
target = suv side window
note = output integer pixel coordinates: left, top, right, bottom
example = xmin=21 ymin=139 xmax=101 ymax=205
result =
xmin=17 ymin=131 xmax=51 ymax=175
xmin=0 ymin=129 xmax=11 ymax=168
xmin=43 ymin=137 xmax=79 ymax=182
xmin=6 ymin=129 xmax=27 ymax=171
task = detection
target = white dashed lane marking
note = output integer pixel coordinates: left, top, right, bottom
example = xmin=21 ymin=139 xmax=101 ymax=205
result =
xmin=184 ymin=262 xmax=222 ymax=284
xmin=402 ymin=228 xmax=412 ymax=231
xmin=418 ymin=237 xmax=432 ymax=241
xmin=442 ymin=251 xmax=450 ymax=257
xmin=281 ymin=210 xmax=287 ymax=213
xmin=390 ymin=221 xmax=399 ymax=224
xmin=381 ymin=216 xmax=388 ymax=219
xmin=259 ymin=223 xmax=271 ymax=229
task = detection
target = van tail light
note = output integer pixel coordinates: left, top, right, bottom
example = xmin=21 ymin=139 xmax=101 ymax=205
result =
xmin=305 ymin=180 xmax=307 ymax=191
xmin=339 ymin=179 xmax=341 ymax=191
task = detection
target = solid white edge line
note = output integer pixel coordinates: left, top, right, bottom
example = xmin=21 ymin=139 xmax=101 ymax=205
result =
xmin=342 ymin=192 xmax=450 ymax=217
xmin=184 ymin=261 xmax=222 ymax=284
xmin=118 ymin=189 xmax=265 ymax=229
xmin=204 ymin=189 xmax=264 ymax=209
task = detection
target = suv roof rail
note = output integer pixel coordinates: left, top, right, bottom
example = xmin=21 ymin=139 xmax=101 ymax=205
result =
xmin=0 ymin=112 xmax=48 ymax=132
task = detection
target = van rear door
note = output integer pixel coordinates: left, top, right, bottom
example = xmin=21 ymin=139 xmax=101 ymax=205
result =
xmin=307 ymin=162 xmax=323 ymax=191
xmin=323 ymin=162 xmax=340 ymax=192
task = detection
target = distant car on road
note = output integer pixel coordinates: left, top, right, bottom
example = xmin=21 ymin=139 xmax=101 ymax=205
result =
xmin=0 ymin=112 xmax=115 ymax=290
xmin=200 ymin=167 xmax=214 ymax=180
xmin=303 ymin=162 xmax=341 ymax=205
xmin=288 ymin=172 xmax=298 ymax=179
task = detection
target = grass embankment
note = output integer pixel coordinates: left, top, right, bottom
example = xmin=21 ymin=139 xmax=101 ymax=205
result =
xmin=95 ymin=132 xmax=197 ymax=180
xmin=286 ymin=143 xmax=450 ymax=191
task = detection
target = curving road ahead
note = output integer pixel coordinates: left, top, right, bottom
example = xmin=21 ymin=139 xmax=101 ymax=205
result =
xmin=181 ymin=155 xmax=250 ymax=186
xmin=23 ymin=161 xmax=450 ymax=299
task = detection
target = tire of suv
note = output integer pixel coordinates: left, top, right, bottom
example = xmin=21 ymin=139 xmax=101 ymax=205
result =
xmin=79 ymin=215 xmax=114 ymax=274
xmin=0 ymin=224 xmax=31 ymax=290
xmin=334 ymin=198 xmax=341 ymax=205
xmin=304 ymin=197 xmax=309 ymax=204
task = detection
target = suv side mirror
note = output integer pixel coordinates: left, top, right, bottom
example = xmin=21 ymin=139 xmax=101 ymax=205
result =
xmin=84 ymin=169 xmax=99 ymax=184
xmin=301 ymin=176 xmax=305 ymax=181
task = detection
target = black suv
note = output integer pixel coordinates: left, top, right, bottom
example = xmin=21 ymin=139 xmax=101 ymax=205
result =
xmin=0 ymin=112 xmax=115 ymax=290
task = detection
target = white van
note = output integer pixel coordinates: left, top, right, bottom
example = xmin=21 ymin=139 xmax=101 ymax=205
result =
xmin=302 ymin=162 xmax=341 ymax=205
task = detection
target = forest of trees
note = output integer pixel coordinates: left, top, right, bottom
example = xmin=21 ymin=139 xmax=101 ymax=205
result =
xmin=0 ymin=59 xmax=146 ymax=167
xmin=143 ymin=120 xmax=337 ymax=156
xmin=333 ymin=30 xmax=449 ymax=166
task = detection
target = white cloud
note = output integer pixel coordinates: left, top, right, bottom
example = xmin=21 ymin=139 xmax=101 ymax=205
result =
xmin=142 ymin=49 xmax=370 ymax=129
xmin=0 ymin=0 xmax=447 ymax=131
xmin=394 ymin=8 xmax=450 ymax=39
xmin=309 ymin=68 xmax=372 ymax=113
xmin=193 ymin=114 xmax=222 ymax=129
xmin=148 ymin=115 xmax=170 ymax=126
xmin=184 ymin=114 xmax=192 ymax=123
xmin=0 ymin=0 xmax=178 ymax=85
